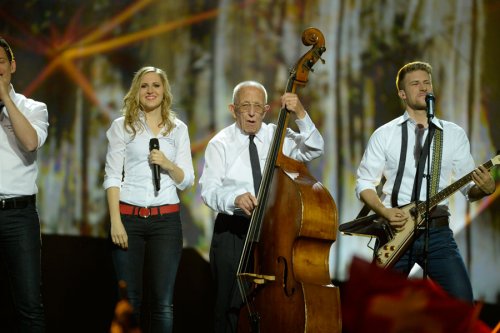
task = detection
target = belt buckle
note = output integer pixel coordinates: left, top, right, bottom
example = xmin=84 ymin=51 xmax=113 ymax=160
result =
xmin=138 ymin=207 xmax=150 ymax=218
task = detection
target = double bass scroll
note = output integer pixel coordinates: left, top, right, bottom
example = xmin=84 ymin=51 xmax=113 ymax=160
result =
xmin=236 ymin=27 xmax=342 ymax=333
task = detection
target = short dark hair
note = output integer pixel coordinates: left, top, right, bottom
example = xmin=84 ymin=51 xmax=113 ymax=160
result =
xmin=396 ymin=61 xmax=432 ymax=91
xmin=0 ymin=37 xmax=15 ymax=62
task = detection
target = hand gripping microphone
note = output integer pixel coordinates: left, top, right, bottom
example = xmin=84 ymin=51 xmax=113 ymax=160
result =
xmin=149 ymin=138 xmax=161 ymax=191
xmin=425 ymin=93 xmax=435 ymax=119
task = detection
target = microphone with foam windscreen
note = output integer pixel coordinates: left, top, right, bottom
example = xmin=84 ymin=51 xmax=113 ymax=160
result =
xmin=425 ymin=93 xmax=435 ymax=119
xmin=149 ymin=138 xmax=160 ymax=191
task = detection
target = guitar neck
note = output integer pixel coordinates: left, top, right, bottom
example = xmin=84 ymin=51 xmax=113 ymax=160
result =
xmin=416 ymin=159 xmax=495 ymax=216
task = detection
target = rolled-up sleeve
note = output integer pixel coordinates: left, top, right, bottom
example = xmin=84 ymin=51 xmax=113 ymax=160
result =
xmin=30 ymin=103 xmax=49 ymax=149
xmin=355 ymin=130 xmax=386 ymax=199
xmin=284 ymin=112 xmax=324 ymax=161
xmin=453 ymin=128 xmax=476 ymax=198
xmin=16 ymin=96 xmax=49 ymax=150
xmin=103 ymin=119 xmax=126 ymax=190
xmin=200 ymin=140 xmax=235 ymax=214
xmin=173 ymin=123 xmax=195 ymax=190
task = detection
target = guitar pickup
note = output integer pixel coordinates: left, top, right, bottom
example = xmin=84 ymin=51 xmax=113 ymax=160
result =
xmin=375 ymin=218 xmax=395 ymax=242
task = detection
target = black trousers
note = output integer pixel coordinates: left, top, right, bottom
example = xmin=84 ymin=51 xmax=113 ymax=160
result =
xmin=209 ymin=213 xmax=249 ymax=333
xmin=0 ymin=198 xmax=45 ymax=332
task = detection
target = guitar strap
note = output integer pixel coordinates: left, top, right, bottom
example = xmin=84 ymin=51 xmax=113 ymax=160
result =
xmin=411 ymin=122 xmax=443 ymax=201
xmin=411 ymin=125 xmax=435 ymax=201
xmin=429 ymin=124 xmax=443 ymax=197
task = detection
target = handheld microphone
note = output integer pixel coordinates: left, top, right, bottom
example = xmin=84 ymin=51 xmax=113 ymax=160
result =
xmin=425 ymin=93 xmax=435 ymax=119
xmin=149 ymin=138 xmax=161 ymax=191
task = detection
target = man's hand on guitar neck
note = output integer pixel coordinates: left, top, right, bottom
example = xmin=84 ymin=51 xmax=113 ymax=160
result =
xmin=360 ymin=189 xmax=408 ymax=229
xmin=469 ymin=165 xmax=496 ymax=201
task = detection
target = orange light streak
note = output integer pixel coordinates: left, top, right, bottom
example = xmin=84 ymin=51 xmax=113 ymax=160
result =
xmin=66 ymin=8 xmax=220 ymax=60
xmin=24 ymin=58 xmax=64 ymax=96
xmin=492 ymin=321 xmax=500 ymax=333
xmin=79 ymin=0 xmax=154 ymax=45
xmin=59 ymin=58 xmax=100 ymax=107
xmin=23 ymin=6 xmax=221 ymax=97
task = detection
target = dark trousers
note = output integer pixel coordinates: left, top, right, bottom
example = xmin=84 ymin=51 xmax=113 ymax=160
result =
xmin=209 ymin=213 xmax=249 ymax=333
xmin=112 ymin=212 xmax=182 ymax=333
xmin=0 ymin=200 xmax=45 ymax=333
xmin=392 ymin=222 xmax=474 ymax=303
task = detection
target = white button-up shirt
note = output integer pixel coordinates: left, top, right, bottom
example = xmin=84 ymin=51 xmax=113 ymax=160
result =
xmin=103 ymin=114 xmax=194 ymax=207
xmin=0 ymin=86 xmax=48 ymax=198
xmin=199 ymin=112 xmax=324 ymax=215
xmin=355 ymin=112 xmax=476 ymax=207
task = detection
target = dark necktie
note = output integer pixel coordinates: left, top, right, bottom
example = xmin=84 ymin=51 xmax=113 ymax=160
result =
xmin=249 ymin=135 xmax=262 ymax=196
xmin=414 ymin=124 xmax=425 ymax=167
xmin=412 ymin=124 xmax=433 ymax=201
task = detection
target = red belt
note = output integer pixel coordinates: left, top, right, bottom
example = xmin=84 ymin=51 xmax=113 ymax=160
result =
xmin=119 ymin=202 xmax=180 ymax=218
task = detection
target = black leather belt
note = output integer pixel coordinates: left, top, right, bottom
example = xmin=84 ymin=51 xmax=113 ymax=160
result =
xmin=428 ymin=216 xmax=449 ymax=228
xmin=0 ymin=195 xmax=36 ymax=210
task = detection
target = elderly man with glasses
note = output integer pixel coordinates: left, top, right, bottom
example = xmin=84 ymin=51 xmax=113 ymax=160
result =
xmin=199 ymin=80 xmax=325 ymax=333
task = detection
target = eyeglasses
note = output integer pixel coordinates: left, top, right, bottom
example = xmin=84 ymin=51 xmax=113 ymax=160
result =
xmin=235 ymin=102 xmax=267 ymax=114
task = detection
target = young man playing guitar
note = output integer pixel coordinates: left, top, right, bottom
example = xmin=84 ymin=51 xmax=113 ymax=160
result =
xmin=355 ymin=61 xmax=496 ymax=303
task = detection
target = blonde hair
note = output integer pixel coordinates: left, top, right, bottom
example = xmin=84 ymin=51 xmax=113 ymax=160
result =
xmin=123 ymin=66 xmax=175 ymax=137
xmin=396 ymin=61 xmax=432 ymax=91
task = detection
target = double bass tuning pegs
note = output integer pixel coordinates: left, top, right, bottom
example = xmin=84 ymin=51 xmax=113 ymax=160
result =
xmin=306 ymin=59 xmax=315 ymax=72
xmin=317 ymin=46 xmax=326 ymax=64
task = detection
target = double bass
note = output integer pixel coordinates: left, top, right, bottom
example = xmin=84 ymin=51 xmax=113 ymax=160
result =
xmin=237 ymin=28 xmax=342 ymax=333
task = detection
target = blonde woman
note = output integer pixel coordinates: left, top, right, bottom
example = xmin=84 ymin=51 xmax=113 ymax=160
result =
xmin=104 ymin=66 xmax=194 ymax=332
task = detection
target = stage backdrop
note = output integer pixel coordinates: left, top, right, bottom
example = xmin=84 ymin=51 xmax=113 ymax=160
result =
xmin=1 ymin=0 xmax=499 ymax=303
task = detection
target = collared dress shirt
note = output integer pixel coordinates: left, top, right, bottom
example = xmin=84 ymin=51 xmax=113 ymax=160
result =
xmin=103 ymin=113 xmax=194 ymax=207
xmin=0 ymin=86 xmax=49 ymax=199
xmin=200 ymin=112 xmax=324 ymax=215
xmin=355 ymin=111 xmax=476 ymax=207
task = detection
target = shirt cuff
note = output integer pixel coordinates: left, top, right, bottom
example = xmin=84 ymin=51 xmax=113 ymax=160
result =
xmin=103 ymin=178 xmax=122 ymax=190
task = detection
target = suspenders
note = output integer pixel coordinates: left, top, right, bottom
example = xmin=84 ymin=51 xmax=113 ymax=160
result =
xmin=391 ymin=120 xmax=443 ymax=207
xmin=355 ymin=119 xmax=443 ymax=220
xmin=391 ymin=121 xmax=409 ymax=208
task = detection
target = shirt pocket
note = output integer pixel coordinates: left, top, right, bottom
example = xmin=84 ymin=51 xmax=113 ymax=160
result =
xmin=159 ymin=136 xmax=177 ymax=162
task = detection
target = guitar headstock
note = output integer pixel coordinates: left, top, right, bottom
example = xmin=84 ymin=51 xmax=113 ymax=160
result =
xmin=492 ymin=153 xmax=500 ymax=166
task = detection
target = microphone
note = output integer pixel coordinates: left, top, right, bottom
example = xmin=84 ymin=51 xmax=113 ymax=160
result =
xmin=149 ymin=138 xmax=161 ymax=191
xmin=425 ymin=93 xmax=435 ymax=119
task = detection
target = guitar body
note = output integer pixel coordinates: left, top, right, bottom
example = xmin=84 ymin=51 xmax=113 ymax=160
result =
xmin=372 ymin=202 xmax=418 ymax=268
xmin=339 ymin=203 xmax=419 ymax=268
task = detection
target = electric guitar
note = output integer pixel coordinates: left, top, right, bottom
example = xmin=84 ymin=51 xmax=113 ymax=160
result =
xmin=339 ymin=154 xmax=500 ymax=268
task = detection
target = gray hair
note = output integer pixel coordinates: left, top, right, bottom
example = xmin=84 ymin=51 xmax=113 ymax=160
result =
xmin=232 ymin=81 xmax=268 ymax=104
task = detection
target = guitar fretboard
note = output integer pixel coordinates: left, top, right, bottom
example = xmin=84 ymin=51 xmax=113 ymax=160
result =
xmin=416 ymin=160 xmax=494 ymax=216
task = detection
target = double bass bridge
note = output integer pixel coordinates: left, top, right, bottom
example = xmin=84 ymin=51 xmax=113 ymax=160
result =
xmin=238 ymin=272 xmax=276 ymax=285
